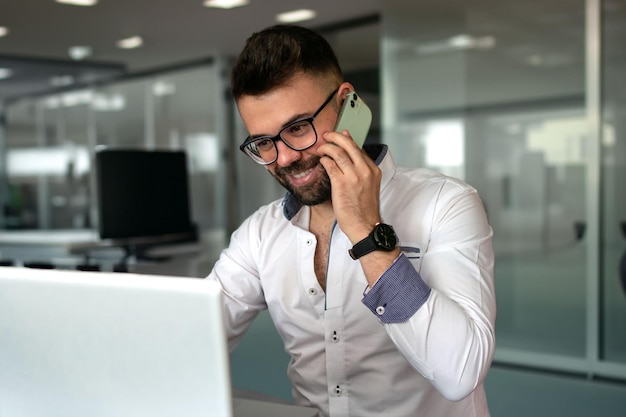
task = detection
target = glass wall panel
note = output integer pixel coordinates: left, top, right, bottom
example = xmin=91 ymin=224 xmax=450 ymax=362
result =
xmin=4 ymin=96 xmax=91 ymax=230
xmin=382 ymin=0 xmax=588 ymax=358
xmin=4 ymin=101 xmax=41 ymax=229
xmin=602 ymin=0 xmax=626 ymax=364
xmin=1 ymin=63 xmax=226 ymax=275
xmin=149 ymin=66 xmax=223 ymax=232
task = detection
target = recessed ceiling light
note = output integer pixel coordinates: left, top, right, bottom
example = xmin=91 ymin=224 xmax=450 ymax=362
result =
xmin=116 ymin=36 xmax=143 ymax=49
xmin=0 ymin=68 xmax=13 ymax=80
xmin=55 ymin=0 xmax=98 ymax=6
xmin=203 ymin=0 xmax=249 ymax=9
xmin=68 ymin=46 xmax=93 ymax=60
xmin=0 ymin=26 xmax=9 ymax=37
xmin=276 ymin=9 xmax=317 ymax=23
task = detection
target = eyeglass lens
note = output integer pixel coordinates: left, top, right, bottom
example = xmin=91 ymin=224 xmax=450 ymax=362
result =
xmin=245 ymin=119 xmax=316 ymax=164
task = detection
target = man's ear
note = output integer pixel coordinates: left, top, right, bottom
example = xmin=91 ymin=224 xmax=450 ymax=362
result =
xmin=337 ymin=82 xmax=355 ymax=106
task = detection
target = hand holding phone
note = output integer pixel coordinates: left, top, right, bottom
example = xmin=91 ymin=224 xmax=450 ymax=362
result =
xmin=334 ymin=90 xmax=372 ymax=148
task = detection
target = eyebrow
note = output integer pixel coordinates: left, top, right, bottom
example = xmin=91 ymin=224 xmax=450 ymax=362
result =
xmin=249 ymin=111 xmax=313 ymax=140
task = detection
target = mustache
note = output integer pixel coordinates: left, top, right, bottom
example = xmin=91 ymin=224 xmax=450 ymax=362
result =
xmin=274 ymin=155 xmax=322 ymax=177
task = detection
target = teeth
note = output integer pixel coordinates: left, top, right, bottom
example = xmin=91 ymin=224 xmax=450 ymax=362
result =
xmin=292 ymin=168 xmax=313 ymax=179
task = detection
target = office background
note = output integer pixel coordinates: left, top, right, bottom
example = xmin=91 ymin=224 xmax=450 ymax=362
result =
xmin=1 ymin=0 xmax=626 ymax=415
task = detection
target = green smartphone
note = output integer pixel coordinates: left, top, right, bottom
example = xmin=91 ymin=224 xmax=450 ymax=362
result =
xmin=334 ymin=90 xmax=372 ymax=148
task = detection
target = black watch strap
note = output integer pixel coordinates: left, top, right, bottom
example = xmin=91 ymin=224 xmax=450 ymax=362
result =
xmin=349 ymin=235 xmax=377 ymax=260
xmin=349 ymin=223 xmax=398 ymax=260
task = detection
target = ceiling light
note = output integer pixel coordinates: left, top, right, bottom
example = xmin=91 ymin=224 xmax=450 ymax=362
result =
xmin=117 ymin=36 xmax=143 ymax=49
xmin=0 ymin=68 xmax=13 ymax=80
xmin=153 ymin=81 xmax=176 ymax=96
xmin=44 ymin=90 xmax=93 ymax=109
xmin=61 ymin=90 xmax=93 ymax=107
xmin=447 ymin=34 xmax=495 ymax=50
xmin=276 ymin=9 xmax=317 ymax=23
xmin=55 ymin=0 xmax=98 ymax=6
xmin=92 ymin=93 xmax=126 ymax=111
xmin=448 ymin=34 xmax=474 ymax=49
xmin=68 ymin=46 xmax=93 ymax=60
xmin=415 ymin=34 xmax=496 ymax=55
xmin=50 ymin=75 xmax=75 ymax=87
xmin=525 ymin=52 xmax=572 ymax=68
xmin=203 ymin=0 xmax=249 ymax=9
xmin=0 ymin=27 xmax=9 ymax=37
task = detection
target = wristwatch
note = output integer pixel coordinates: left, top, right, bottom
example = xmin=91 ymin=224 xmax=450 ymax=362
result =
xmin=349 ymin=223 xmax=398 ymax=260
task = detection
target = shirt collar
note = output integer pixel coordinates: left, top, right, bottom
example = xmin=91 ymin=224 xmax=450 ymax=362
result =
xmin=282 ymin=144 xmax=392 ymax=220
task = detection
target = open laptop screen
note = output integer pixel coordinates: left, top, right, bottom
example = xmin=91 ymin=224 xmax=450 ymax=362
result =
xmin=0 ymin=267 xmax=233 ymax=417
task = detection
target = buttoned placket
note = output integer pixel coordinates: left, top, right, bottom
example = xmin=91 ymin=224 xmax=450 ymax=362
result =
xmin=323 ymin=223 xmax=351 ymax=417
xmin=294 ymin=217 xmax=351 ymax=416
xmin=304 ymin=235 xmax=321 ymax=298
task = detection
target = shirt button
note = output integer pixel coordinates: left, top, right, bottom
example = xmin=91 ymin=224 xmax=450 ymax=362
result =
xmin=334 ymin=385 xmax=342 ymax=396
xmin=305 ymin=239 xmax=313 ymax=246
xmin=308 ymin=288 xmax=318 ymax=295
xmin=331 ymin=330 xmax=339 ymax=342
xmin=376 ymin=306 xmax=385 ymax=315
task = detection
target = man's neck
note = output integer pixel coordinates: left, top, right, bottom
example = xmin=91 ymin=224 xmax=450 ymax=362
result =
xmin=309 ymin=201 xmax=335 ymax=228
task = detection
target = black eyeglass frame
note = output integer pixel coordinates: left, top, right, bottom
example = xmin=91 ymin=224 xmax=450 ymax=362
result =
xmin=239 ymin=88 xmax=339 ymax=165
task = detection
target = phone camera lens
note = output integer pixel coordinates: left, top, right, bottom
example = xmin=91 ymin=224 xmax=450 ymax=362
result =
xmin=350 ymin=100 xmax=355 ymax=108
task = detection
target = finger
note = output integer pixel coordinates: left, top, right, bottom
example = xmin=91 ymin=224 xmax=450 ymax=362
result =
xmin=318 ymin=132 xmax=360 ymax=163
xmin=318 ymin=155 xmax=339 ymax=177
xmin=317 ymin=145 xmax=355 ymax=175
xmin=323 ymin=130 xmax=359 ymax=152
xmin=322 ymin=130 xmax=374 ymax=169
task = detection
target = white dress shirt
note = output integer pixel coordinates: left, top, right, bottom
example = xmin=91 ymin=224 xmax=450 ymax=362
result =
xmin=207 ymin=145 xmax=496 ymax=417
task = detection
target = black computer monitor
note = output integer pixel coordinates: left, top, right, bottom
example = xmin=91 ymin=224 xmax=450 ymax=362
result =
xmin=95 ymin=148 xmax=197 ymax=260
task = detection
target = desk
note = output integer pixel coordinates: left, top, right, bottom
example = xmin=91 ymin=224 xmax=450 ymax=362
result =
xmin=0 ymin=229 xmax=120 ymax=267
xmin=234 ymin=397 xmax=317 ymax=417
xmin=0 ymin=228 xmax=223 ymax=277
xmin=0 ymin=228 xmax=100 ymax=246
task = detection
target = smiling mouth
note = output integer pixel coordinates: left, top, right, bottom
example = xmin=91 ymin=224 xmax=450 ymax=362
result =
xmin=291 ymin=168 xmax=314 ymax=179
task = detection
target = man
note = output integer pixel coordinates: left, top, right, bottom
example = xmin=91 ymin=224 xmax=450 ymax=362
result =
xmin=207 ymin=25 xmax=496 ymax=417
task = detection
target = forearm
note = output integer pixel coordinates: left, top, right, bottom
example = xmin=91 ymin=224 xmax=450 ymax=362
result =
xmin=385 ymin=289 xmax=495 ymax=401
xmin=361 ymin=240 xmax=496 ymax=400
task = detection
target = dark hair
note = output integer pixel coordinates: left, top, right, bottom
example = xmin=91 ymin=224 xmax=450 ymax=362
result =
xmin=230 ymin=25 xmax=343 ymax=100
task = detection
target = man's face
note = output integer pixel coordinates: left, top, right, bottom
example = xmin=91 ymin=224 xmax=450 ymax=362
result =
xmin=238 ymin=74 xmax=343 ymax=206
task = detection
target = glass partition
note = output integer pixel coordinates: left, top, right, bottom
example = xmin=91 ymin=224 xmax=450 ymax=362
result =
xmin=382 ymin=0 xmax=625 ymax=380
xmin=601 ymin=0 xmax=626 ymax=366
xmin=1 ymin=62 xmax=228 ymax=275
xmin=4 ymin=97 xmax=92 ymax=230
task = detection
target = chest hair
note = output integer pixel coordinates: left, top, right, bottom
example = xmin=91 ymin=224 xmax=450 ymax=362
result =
xmin=309 ymin=220 xmax=334 ymax=292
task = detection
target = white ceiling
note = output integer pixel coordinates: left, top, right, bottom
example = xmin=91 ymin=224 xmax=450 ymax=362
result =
xmin=2 ymin=0 xmax=625 ymax=106
xmin=0 ymin=0 xmax=382 ymax=101
xmin=0 ymin=0 xmax=381 ymax=69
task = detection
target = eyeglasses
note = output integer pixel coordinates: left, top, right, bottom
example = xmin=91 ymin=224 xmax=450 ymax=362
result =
xmin=239 ymin=88 xmax=339 ymax=165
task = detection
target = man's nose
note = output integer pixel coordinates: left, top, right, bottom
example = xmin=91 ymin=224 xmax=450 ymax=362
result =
xmin=274 ymin=139 xmax=300 ymax=167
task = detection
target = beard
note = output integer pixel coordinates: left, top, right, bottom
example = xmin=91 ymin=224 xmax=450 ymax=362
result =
xmin=271 ymin=156 xmax=332 ymax=206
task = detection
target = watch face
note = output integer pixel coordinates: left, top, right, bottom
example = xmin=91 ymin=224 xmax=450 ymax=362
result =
xmin=373 ymin=224 xmax=397 ymax=250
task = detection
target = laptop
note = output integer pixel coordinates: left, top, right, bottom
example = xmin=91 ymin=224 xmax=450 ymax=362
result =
xmin=0 ymin=267 xmax=315 ymax=417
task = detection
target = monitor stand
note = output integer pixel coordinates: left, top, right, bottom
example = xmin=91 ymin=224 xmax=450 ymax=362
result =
xmin=114 ymin=243 xmax=173 ymax=272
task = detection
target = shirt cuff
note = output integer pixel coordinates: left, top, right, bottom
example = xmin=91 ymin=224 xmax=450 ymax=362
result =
xmin=361 ymin=254 xmax=431 ymax=323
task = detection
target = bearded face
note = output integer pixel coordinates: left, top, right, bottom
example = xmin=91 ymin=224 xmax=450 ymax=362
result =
xmin=270 ymin=155 xmax=332 ymax=206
